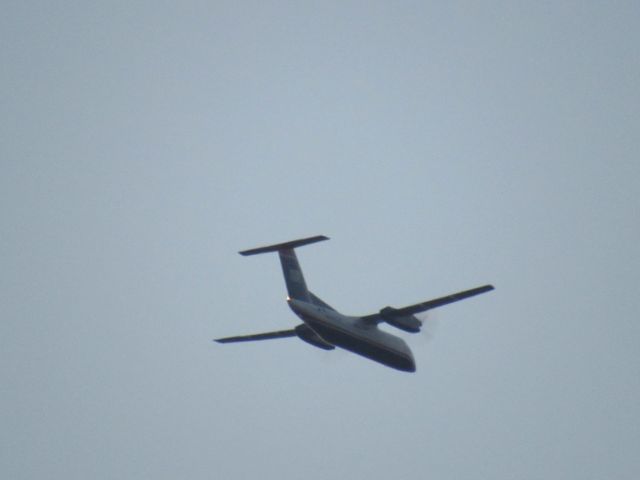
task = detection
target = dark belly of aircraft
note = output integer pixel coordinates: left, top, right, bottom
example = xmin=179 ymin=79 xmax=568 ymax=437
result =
xmin=303 ymin=319 xmax=416 ymax=372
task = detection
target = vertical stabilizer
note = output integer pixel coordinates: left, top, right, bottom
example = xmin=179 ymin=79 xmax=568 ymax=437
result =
xmin=277 ymin=248 xmax=309 ymax=301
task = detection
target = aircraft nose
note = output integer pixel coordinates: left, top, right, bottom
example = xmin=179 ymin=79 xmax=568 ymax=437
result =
xmin=403 ymin=350 xmax=416 ymax=372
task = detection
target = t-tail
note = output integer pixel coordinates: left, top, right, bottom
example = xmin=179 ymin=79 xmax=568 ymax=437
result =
xmin=239 ymin=235 xmax=329 ymax=302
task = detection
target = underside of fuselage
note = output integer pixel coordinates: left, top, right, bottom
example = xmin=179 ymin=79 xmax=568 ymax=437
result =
xmin=288 ymin=299 xmax=416 ymax=372
xmin=309 ymin=321 xmax=416 ymax=372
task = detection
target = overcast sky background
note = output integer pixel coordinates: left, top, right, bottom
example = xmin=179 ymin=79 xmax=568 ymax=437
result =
xmin=2 ymin=2 xmax=639 ymax=479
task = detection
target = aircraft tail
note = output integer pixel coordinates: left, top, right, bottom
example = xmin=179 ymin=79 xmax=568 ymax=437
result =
xmin=239 ymin=235 xmax=329 ymax=301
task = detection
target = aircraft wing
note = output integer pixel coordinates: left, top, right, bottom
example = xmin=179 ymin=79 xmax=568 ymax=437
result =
xmin=214 ymin=329 xmax=297 ymax=343
xmin=362 ymin=284 xmax=495 ymax=327
xmin=389 ymin=284 xmax=495 ymax=316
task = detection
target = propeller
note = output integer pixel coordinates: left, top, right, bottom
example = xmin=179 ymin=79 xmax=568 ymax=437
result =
xmin=415 ymin=310 xmax=439 ymax=344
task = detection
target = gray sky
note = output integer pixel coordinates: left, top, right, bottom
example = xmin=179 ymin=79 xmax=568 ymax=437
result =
xmin=2 ymin=2 xmax=639 ymax=479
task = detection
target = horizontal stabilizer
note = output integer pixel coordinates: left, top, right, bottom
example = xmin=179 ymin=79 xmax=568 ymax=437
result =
xmin=239 ymin=235 xmax=329 ymax=256
xmin=214 ymin=329 xmax=297 ymax=343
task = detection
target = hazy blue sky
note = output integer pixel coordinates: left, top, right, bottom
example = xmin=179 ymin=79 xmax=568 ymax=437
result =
xmin=2 ymin=2 xmax=639 ymax=479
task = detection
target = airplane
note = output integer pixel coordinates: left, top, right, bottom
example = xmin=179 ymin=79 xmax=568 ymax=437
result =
xmin=214 ymin=235 xmax=494 ymax=372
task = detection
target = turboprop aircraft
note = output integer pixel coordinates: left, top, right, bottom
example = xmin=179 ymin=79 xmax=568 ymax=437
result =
xmin=214 ymin=235 xmax=494 ymax=372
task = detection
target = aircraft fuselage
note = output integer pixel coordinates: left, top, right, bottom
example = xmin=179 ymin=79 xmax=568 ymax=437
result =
xmin=288 ymin=298 xmax=416 ymax=372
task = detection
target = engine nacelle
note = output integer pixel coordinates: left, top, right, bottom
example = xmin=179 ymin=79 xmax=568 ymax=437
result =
xmin=295 ymin=324 xmax=335 ymax=350
xmin=379 ymin=307 xmax=422 ymax=333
